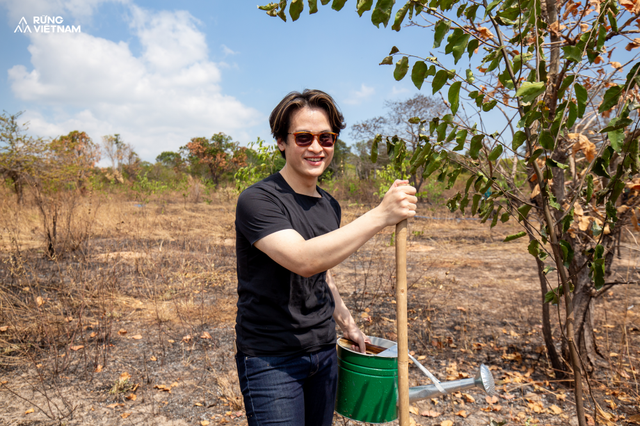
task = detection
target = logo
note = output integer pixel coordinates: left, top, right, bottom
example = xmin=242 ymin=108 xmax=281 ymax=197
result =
xmin=14 ymin=16 xmax=81 ymax=34
xmin=14 ymin=17 xmax=31 ymax=33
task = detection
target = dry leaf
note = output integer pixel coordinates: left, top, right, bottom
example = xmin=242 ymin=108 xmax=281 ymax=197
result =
xmin=610 ymin=61 xmax=622 ymax=69
xmin=462 ymin=393 xmax=475 ymax=403
xmin=441 ymin=421 xmax=454 ymax=426
xmin=36 ymin=296 xmax=45 ymax=307
xmin=487 ymin=395 xmax=500 ymax=404
xmin=456 ymin=410 xmax=468 ymax=418
xmin=409 ymin=405 xmax=419 ymax=415
xmin=121 ymin=412 xmax=131 ymax=419
xmin=201 ymin=421 xmax=210 ymax=426
xmin=150 ymin=356 xmax=157 ymax=361
xmin=131 ymin=335 xmax=142 ymax=340
xmin=530 ymin=184 xmax=541 ymax=199
xmin=106 ymin=403 xmax=121 ymax=408
xmin=118 ymin=329 xmax=127 ymax=335
xmin=155 ymin=384 xmax=171 ymax=392
xmin=549 ymin=404 xmax=563 ymax=414
xmin=120 ymin=372 xmax=131 ymax=381
xmin=25 ymin=408 xmax=34 ymax=414
xmin=0 ymin=326 xmax=8 ymax=332
xmin=477 ymin=26 xmax=494 ymax=39
xmin=70 ymin=345 xmax=84 ymax=351
xmin=421 ymin=410 xmax=442 ymax=417
xmin=95 ymin=364 xmax=103 ymax=373
xmin=628 ymin=413 xmax=640 ymax=424
xmin=569 ymin=133 xmax=596 ymax=162
xmin=626 ymin=38 xmax=640 ymax=51
xmin=182 ymin=335 xmax=192 ymax=342
xmin=200 ymin=331 xmax=212 ymax=339
xmin=90 ymin=332 xmax=97 ymax=338
xmin=126 ymin=393 xmax=137 ymax=401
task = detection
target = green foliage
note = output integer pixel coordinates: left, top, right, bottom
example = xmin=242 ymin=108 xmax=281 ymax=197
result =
xmin=234 ymin=138 xmax=285 ymax=192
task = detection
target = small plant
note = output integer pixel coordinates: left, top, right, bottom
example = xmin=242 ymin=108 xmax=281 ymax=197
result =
xmin=110 ymin=372 xmax=135 ymax=395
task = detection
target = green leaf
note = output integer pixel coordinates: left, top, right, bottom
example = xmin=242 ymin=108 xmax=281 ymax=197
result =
xmin=308 ymin=0 xmax=319 ymax=13
xmin=445 ymin=29 xmax=470 ymax=64
xmin=504 ymin=231 xmax=527 ymax=242
xmin=433 ymin=19 xmax=451 ymax=48
xmin=467 ymin=38 xmax=479 ymax=58
xmin=562 ymin=208 xmax=574 ymax=233
xmin=371 ymin=134 xmax=381 ymax=163
xmin=546 ymin=158 xmax=568 ymax=169
xmin=566 ymin=102 xmax=578 ymax=129
xmin=484 ymin=0 xmax=501 ymax=18
xmin=500 ymin=212 xmax=510 ymax=223
xmin=488 ymin=144 xmax=503 ymax=161
xmin=320 ymin=0 xmax=330 ymax=4
xmin=539 ymin=130 xmax=555 ymax=150
xmin=592 ymin=157 xmax=611 ymax=178
xmin=389 ymin=46 xmax=399 ymax=55
xmin=454 ymin=129 xmax=467 ymax=151
xmin=432 ymin=69 xmax=449 ymax=94
xmin=544 ymin=286 xmax=562 ymax=305
xmin=380 ymin=56 xmax=393 ymax=65
xmin=392 ymin=2 xmax=411 ymax=31
xmin=516 ymin=81 xmax=546 ymax=104
xmin=411 ymin=61 xmax=427 ymax=89
xmin=528 ymin=239 xmax=539 ymax=256
xmin=290 ymin=0 xmax=304 ymax=20
xmin=512 ymin=131 xmax=527 ymax=151
xmin=471 ymin=193 xmax=482 ymax=215
xmin=562 ymin=45 xmax=582 ymax=62
xmin=518 ymin=204 xmax=532 ymax=221
xmin=371 ymin=0 xmax=395 ymax=28
xmin=608 ymin=129 xmax=625 ymax=152
xmin=559 ymin=240 xmax=574 ymax=267
xmin=394 ymin=56 xmax=409 ymax=81
xmin=599 ymin=85 xmax=622 ymax=113
xmin=575 ymin=83 xmax=587 ymax=118
xmin=585 ymin=174 xmax=593 ymax=201
xmin=482 ymin=99 xmax=498 ymax=112
xmin=448 ymin=81 xmax=462 ymax=115
xmin=469 ymin=134 xmax=483 ymax=159
xmin=331 ymin=0 xmax=348 ymax=10
xmin=465 ymin=69 xmax=475 ymax=83
xmin=607 ymin=11 xmax=618 ymax=33
xmin=591 ymin=244 xmax=605 ymax=289
xmin=357 ymin=0 xmax=373 ymax=16
xmin=600 ymin=117 xmax=633 ymax=133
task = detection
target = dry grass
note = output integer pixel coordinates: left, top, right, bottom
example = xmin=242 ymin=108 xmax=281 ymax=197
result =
xmin=0 ymin=183 xmax=638 ymax=425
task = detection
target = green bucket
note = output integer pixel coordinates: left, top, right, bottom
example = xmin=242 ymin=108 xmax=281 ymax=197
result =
xmin=335 ymin=336 xmax=399 ymax=423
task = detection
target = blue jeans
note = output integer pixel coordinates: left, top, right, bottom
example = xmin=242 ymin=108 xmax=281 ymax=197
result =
xmin=235 ymin=345 xmax=338 ymax=426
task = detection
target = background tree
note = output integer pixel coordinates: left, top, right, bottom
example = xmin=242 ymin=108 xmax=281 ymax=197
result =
xmin=262 ymin=1 xmax=640 ymax=423
xmin=0 ymin=111 xmax=46 ymax=204
xmin=351 ymin=94 xmax=447 ymax=192
xmin=181 ymin=133 xmax=246 ymax=187
xmin=49 ymin=131 xmax=101 ymax=191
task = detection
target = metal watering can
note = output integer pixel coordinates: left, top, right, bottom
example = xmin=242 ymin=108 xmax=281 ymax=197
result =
xmin=336 ymin=336 xmax=496 ymax=424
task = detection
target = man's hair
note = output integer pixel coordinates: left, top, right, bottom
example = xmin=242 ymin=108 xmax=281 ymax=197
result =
xmin=269 ymin=89 xmax=346 ymax=159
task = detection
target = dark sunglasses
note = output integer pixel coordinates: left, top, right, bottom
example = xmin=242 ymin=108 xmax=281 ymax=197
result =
xmin=288 ymin=131 xmax=337 ymax=147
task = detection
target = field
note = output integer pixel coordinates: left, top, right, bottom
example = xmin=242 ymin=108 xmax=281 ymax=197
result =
xmin=1 ymin=187 xmax=639 ymax=426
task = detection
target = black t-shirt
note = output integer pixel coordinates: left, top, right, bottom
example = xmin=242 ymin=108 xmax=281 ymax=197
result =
xmin=235 ymin=173 xmax=341 ymax=356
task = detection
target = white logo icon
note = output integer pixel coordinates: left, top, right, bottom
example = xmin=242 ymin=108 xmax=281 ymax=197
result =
xmin=15 ymin=17 xmax=31 ymax=33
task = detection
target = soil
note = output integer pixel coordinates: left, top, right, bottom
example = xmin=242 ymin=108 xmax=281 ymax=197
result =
xmin=1 ymin=200 xmax=639 ymax=426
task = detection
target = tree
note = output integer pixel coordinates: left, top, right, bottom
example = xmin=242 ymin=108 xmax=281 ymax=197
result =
xmin=263 ymin=1 xmax=640 ymax=423
xmin=181 ymin=133 xmax=247 ymax=187
xmin=0 ymin=111 xmax=46 ymax=203
xmin=101 ymin=134 xmax=139 ymax=181
xmin=49 ymin=131 xmax=101 ymax=191
xmin=156 ymin=151 xmax=185 ymax=171
xmin=351 ymin=94 xmax=447 ymax=192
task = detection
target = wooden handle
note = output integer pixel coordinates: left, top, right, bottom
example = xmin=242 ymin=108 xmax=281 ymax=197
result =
xmin=396 ymin=219 xmax=409 ymax=426
xmin=338 ymin=338 xmax=387 ymax=354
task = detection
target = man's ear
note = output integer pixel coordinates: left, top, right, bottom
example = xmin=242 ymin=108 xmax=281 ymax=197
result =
xmin=276 ymin=138 xmax=286 ymax=152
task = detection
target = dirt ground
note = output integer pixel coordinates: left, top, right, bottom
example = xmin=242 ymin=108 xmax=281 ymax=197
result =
xmin=0 ymin=197 xmax=639 ymax=426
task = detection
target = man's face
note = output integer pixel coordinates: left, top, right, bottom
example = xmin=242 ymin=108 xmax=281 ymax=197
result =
xmin=277 ymin=106 xmax=334 ymax=183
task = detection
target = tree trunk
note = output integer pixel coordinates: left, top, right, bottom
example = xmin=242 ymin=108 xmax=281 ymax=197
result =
xmin=535 ymin=256 xmax=566 ymax=378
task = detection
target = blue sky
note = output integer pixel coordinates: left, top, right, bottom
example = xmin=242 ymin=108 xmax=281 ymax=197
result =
xmin=1 ymin=0 xmax=437 ymax=163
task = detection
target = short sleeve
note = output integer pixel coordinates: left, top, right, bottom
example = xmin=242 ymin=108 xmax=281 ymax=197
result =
xmin=236 ymin=187 xmax=293 ymax=246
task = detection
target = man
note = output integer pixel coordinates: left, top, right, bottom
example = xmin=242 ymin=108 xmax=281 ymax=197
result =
xmin=235 ymin=89 xmax=417 ymax=426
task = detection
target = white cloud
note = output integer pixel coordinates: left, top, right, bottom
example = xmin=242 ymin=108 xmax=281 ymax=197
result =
xmin=4 ymin=0 xmax=262 ymax=161
xmin=389 ymin=85 xmax=411 ymax=97
xmin=343 ymin=83 xmax=375 ymax=105
xmin=221 ymin=44 xmax=238 ymax=56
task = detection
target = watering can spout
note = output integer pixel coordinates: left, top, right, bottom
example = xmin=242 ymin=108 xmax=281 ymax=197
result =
xmin=408 ymin=364 xmax=496 ymax=403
